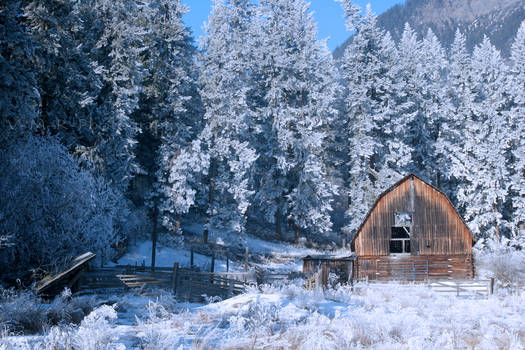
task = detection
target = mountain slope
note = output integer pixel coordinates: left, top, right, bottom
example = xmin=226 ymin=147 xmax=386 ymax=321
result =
xmin=333 ymin=0 xmax=525 ymax=59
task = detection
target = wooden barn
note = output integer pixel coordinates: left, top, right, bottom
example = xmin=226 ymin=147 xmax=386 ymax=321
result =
xmin=351 ymin=174 xmax=476 ymax=281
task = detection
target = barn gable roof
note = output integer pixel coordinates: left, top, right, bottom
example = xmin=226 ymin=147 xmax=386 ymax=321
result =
xmin=350 ymin=173 xmax=475 ymax=244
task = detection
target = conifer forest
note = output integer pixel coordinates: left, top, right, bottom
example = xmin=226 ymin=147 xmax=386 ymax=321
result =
xmin=1 ymin=0 xmax=524 ymax=279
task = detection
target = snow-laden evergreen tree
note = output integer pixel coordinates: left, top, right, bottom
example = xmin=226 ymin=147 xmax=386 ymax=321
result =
xmin=92 ymin=0 xmax=146 ymax=193
xmin=148 ymin=0 xmax=204 ymax=228
xmin=414 ymin=29 xmax=447 ymax=183
xmin=508 ymin=21 xmax=525 ymax=234
xmin=253 ymin=0 xmax=339 ymax=240
xmin=22 ymin=0 xmax=141 ymax=195
xmin=129 ymin=0 xmax=204 ymax=258
xmin=339 ymin=2 xmax=401 ymax=235
xmin=23 ymin=0 xmax=102 ymax=142
xmin=436 ymin=30 xmax=476 ymax=200
xmin=198 ymin=0 xmax=258 ymax=238
xmin=0 ymin=1 xmax=39 ymax=147
xmin=455 ymin=37 xmax=511 ymax=239
xmin=394 ymin=24 xmax=446 ymax=183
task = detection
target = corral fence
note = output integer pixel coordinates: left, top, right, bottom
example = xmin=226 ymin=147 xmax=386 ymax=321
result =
xmin=429 ymin=279 xmax=494 ymax=297
xmin=77 ymin=264 xmax=254 ymax=302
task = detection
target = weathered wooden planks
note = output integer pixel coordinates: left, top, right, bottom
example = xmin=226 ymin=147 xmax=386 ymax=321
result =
xmin=350 ymin=174 xmax=475 ymax=280
xmin=356 ymin=255 xmax=475 ymax=281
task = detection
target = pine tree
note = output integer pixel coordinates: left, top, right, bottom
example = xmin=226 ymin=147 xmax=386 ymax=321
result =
xmin=198 ymin=0 xmax=258 ymax=238
xmin=132 ymin=0 xmax=204 ymax=259
xmin=508 ymin=21 xmax=525 ymax=234
xmin=0 ymin=1 xmax=39 ymax=146
xmin=253 ymin=0 xmax=339 ymax=240
xmin=455 ymin=37 xmax=511 ymax=239
xmin=92 ymin=0 xmax=146 ymax=193
xmin=436 ymin=30 xmax=476 ymax=200
xmin=339 ymin=3 xmax=401 ymax=235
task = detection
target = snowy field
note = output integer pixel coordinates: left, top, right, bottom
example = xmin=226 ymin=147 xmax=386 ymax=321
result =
xmin=2 ymin=282 xmax=524 ymax=349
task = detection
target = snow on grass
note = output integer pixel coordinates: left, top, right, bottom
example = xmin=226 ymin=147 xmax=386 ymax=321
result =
xmin=4 ymin=282 xmax=523 ymax=349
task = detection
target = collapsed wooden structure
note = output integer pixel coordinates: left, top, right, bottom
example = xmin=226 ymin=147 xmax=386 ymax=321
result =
xmin=34 ymin=253 xmax=251 ymax=301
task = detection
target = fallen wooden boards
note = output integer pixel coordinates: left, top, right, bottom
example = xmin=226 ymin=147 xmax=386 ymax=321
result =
xmin=34 ymin=252 xmax=96 ymax=295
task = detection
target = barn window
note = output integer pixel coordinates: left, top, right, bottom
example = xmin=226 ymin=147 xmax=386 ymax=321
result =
xmin=390 ymin=227 xmax=411 ymax=254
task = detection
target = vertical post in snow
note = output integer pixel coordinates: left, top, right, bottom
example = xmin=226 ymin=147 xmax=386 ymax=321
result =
xmin=322 ymin=262 xmax=328 ymax=288
xmin=172 ymin=262 xmax=179 ymax=294
xmin=190 ymin=246 xmax=194 ymax=267
xmin=244 ymin=247 xmax=249 ymax=282
xmin=210 ymin=253 xmax=215 ymax=273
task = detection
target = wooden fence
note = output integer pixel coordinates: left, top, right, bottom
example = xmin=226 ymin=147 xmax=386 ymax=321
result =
xmin=429 ymin=279 xmax=494 ymax=297
xmin=76 ymin=264 xmax=252 ymax=302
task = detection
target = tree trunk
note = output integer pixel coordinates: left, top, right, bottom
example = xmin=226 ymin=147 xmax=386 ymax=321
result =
xmin=275 ymin=207 xmax=281 ymax=240
xmin=294 ymin=221 xmax=300 ymax=244
xmin=494 ymin=203 xmax=500 ymax=241
xmin=151 ymin=200 xmax=158 ymax=269
xmin=204 ymin=158 xmax=217 ymax=244
xmin=202 ymin=223 xmax=209 ymax=244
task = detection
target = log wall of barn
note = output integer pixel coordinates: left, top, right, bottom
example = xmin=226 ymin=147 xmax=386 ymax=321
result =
xmin=355 ymin=255 xmax=475 ymax=281
xmin=354 ymin=176 xmax=472 ymax=257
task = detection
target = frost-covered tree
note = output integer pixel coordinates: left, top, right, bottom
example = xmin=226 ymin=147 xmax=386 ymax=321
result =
xmin=198 ymin=0 xmax=258 ymax=237
xmin=0 ymin=136 xmax=120 ymax=278
xmin=436 ymin=30 xmax=476 ymax=199
xmin=131 ymin=0 xmax=204 ymax=263
xmin=508 ymin=21 xmax=525 ymax=233
xmin=92 ymin=0 xmax=145 ymax=193
xmin=339 ymin=2 xmax=401 ymax=235
xmin=413 ymin=29 xmax=447 ymax=183
xmin=253 ymin=0 xmax=339 ymax=240
xmin=393 ymin=24 xmax=446 ymax=183
xmin=0 ymin=1 xmax=39 ymax=147
xmin=454 ymin=37 xmax=511 ymax=239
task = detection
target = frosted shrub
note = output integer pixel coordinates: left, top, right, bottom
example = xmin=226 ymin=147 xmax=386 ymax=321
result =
xmin=476 ymin=237 xmax=525 ymax=293
xmin=0 ymin=289 xmax=47 ymax=334
xmin=0 ymin=136 xmax=121 ymax=278
xmin=71 ymin=304 xmax=118 ymax=350
xmin=136 ymin=299 xmax=183 ymax=350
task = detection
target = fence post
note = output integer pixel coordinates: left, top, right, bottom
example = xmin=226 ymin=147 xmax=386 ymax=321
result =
xmin=210 ymin=253 xmax=215 ymax=273
xmin=456 ymin=282 xmax=460 ymax=297
xmin=172 ymin=262 xmax=179 ymax=294
xmin=228 ymin=279 xmax=233 ymax=298
xmin=190 ymin=247 xmax=194 ymax=267
xmin=489 ymin=277 xmax=494 ymax=295
xmin=244 ymin=247 xmax=249 ymax=282
xmin=322 ymin=262 xmax=328 ymax=288
xmin=226 ymin=257 xmax=229 ymax=273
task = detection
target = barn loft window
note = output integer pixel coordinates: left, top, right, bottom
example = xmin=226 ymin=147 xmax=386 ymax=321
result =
xmin=390 ymin=227 xmax=411 ymax=254
xmin=394 ymin=212 xmax=412 ymax=226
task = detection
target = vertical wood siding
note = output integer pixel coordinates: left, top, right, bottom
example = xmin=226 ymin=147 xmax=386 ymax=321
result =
xmin=354 ymin=175 xmax=472 ymax=257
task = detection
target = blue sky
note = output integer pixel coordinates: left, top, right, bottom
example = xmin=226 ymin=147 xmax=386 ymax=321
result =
xmin=182 ymin=1 xmax=405 ymax=51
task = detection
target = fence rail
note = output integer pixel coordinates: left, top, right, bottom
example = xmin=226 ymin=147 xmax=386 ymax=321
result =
xmin=429 ymin=279 xmax=493 ymax=297
xmin=76 ymin=264 xmax=252 ymax=301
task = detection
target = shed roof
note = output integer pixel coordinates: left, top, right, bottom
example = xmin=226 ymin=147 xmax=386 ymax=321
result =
xmin=350 ymin=173 xmax=475 ymax=244
xmin=303 ymin=254 xmax=355 ymax=261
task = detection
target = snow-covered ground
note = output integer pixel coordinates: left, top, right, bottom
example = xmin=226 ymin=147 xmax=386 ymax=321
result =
xmin=2 ymin=237 xmax=524 ymax=349
xmin=3 ymin=283 xmax=524 ymax=349
xmin=113 ymin=229 xmax=326 ymax=273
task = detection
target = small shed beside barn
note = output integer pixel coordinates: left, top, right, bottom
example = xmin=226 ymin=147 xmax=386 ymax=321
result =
xmin=303 ymin=255 xmax=355 ymax=286
xmin=351 ymin=173 xmax=475 ymax=281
